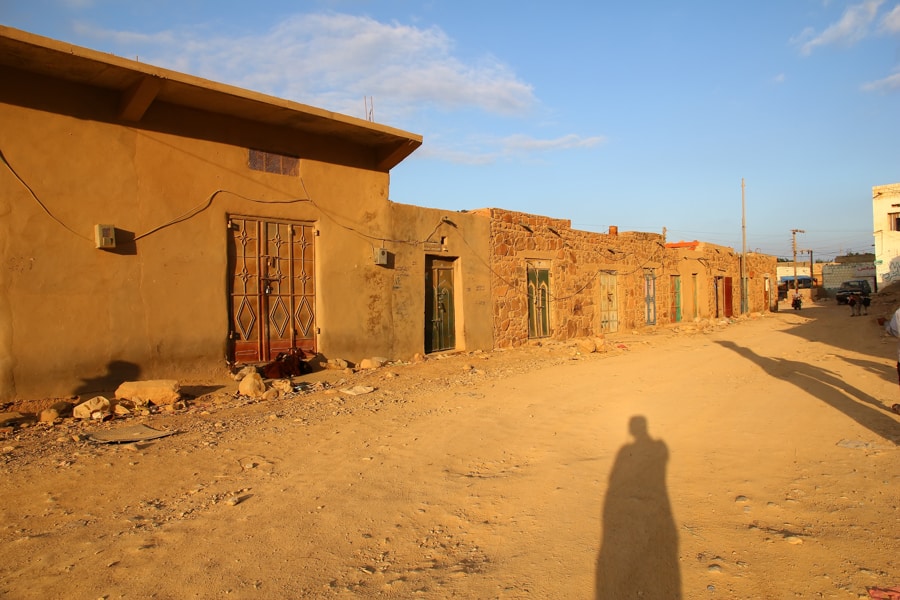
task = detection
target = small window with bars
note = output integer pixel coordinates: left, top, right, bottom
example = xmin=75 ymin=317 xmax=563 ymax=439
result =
xmin=248 ymin=149 xmax=299 ymax=176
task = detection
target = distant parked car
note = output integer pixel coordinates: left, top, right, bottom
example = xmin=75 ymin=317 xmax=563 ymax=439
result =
xmin=835 ymin=280 xmax=871 ymax=304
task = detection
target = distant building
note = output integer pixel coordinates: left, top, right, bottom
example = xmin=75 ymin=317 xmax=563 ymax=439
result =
xmin=873 ymin=183 xmax=900 ymax=283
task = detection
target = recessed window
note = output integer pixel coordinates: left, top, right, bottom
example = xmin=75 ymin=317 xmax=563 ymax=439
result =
xmin=248 ymin=149 xmax=299 ymax=176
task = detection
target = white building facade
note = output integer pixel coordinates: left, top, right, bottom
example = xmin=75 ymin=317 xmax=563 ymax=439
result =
xmin=873 ymin=183 xmax=900 ymax=284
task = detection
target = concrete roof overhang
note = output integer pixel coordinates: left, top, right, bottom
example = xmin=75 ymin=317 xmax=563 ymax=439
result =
xmin=0 ymin=26 xmax=422 ymax=171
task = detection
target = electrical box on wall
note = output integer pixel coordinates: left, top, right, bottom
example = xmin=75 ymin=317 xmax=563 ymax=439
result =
xmin=374 ymin=247 xmax=389 ymax=266
xmin=94 ymin=224 xmax=116 ymax=249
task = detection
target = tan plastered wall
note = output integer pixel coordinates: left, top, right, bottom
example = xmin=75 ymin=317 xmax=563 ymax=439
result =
xmin=0 ymin=67 xmax=424 ymax=400
xmin=670 ymin=245 xmax=776 ymax=317
xmin=388 ymin=204 xmax=494 ymax=355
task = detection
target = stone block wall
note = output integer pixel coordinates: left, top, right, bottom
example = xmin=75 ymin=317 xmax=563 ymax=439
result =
xmin=473 ymin=208 xmax=678 ymax=348
xmin=472 ymin=209 xmax=777 ymax=348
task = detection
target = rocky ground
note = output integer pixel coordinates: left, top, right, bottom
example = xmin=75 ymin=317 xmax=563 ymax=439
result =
xmin=1 ymin=293 xmax=899 ymax=599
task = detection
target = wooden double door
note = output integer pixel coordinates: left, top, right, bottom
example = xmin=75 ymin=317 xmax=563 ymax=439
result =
xmin=228 ymin=216 xmax=316 ymax=363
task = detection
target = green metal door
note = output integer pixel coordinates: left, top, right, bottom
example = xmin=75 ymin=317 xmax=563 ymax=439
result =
xmin=670 ymin=275 xmax=682 ymax=323
xmin=644 ymin=269 xmax=657 ymax=325
xmin=528 ymin=265 xmax=551 ymax=338
xmin=425 ymin=257 xmax=456 ymax=353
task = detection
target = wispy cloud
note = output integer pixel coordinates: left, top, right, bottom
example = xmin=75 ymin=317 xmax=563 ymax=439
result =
xmin=792 ymin=0 xmax=884 ymax=55
xmin=417 ymin=133 xmax=606 ymax=165
xmin=861 ymin=70 xmax=900 ymax=91
xmin=773 ymin=73 xmax=787 ymax=84
xmin=880 ymin=4 xmax=900 ymax=32
xmin=74 ymin=13 xmax=535 ymax=122
xmin=501 ymin=134 xmax=606 ymax=153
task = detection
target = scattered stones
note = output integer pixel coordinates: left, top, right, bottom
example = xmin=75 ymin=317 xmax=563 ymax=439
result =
xmin=230 ymin=365 xmax=258 ymax=381
xmin=577 ymin=338 xmax=597 ymax=353
xmin=340 ymin=386 xmax=376 ymax=396
xmin=271 ymin=379 xmax=293 ymax=393
xmin=325 ymin=358 xmax=350 ymax=370
xmin=39 ymin=408 xmax=59 ymax=423
xmin=238 ymin=372 xmax=266 ymax=399
xmin=73 ymin=396 xmax=111 ymax=420
xmin=115 ymin=380 xmax=181 ymax=406
xmin=358 ymin=357 xmax=389 ymax=370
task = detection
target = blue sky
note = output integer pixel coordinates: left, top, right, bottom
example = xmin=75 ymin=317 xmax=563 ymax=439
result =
xmin=3 ymin=1 xmax=898 ymax=259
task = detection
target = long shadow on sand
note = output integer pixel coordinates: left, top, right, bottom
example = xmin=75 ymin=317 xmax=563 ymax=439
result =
xmin=595 ymin=415 xmax=681 ymax=599
xmin=716 ymin=340 xmax=898 ymax=444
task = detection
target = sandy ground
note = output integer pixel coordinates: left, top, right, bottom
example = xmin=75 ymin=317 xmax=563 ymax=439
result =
xmin=1 ymin=296 xmax=899 ymax=600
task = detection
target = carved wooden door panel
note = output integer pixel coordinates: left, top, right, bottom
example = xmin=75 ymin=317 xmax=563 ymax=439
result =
xmin=228 ymin=217 xmax=316 ymax=363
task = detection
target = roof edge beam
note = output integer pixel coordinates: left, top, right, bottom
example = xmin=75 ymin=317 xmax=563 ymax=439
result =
xmin=119 ymin=75 xmax=164 ymax=122
xmin=375 ymin=139 xmax=422 ymax=171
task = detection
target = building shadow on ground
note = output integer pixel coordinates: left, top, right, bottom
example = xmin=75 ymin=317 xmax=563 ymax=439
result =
xmin=837 ymin=355 xmax=897 ymax=385
xmin=595 ymin=415 xmax=681 ymax=599
xmin=716 ymin=341 xmax=899 ymax=444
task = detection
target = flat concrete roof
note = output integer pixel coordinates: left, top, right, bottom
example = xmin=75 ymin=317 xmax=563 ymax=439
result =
xmin=0 ymin=26 xmax=422 ymax=171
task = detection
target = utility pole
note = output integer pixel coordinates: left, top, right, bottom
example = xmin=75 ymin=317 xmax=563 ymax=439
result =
xmin=791 ymin=229 xmax=805 ymax=296
xmin=741 ymin=178 xmax=747 ymax=314
xmin=799 ymin=248 xmax=814 ymax=292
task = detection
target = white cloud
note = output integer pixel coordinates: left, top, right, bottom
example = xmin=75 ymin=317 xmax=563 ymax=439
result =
xmin=416 ymin=133 xmax=606 ymax=165
xmin=861 ymin=70 xmax=900 ymax=91
xmin=773 ymin=73 xmax=787 ymax=84
xmin=501 ymin=134 xmax=606 ymax=153
xmin=77 ymin=13 xmax=535 ymax=122
xmin=880 ymin=3 xmax=900 ymax=32
xmin=73 ymin=21 xmax=176 ymax=46
xmin=794 ymin=0 xmax=884 ymax=55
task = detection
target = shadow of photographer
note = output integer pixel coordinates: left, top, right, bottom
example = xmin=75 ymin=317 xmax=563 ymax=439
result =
xmin=595 ymin=415 xmax=681 ymax=599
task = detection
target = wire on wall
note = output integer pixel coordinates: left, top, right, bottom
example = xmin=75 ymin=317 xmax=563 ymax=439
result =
xmin=0 ymin=148 xmax=93 ymax=242
xmin=2 ymin=145 xmax=447 ymax=247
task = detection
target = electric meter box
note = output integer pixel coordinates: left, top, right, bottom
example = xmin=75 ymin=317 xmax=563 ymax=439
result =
xmin=374 ymin=247 xmax=389 ymax=265
xmin=94 ymin=224 xmax=116 ymax=249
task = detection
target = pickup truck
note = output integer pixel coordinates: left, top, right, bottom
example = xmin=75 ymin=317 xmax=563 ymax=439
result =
xmin=835 ymin=280 xmax=871 ymax=304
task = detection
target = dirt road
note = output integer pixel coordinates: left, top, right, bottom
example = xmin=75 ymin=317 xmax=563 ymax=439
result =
xmin=1 ymin=297 xmax=898 ymax=599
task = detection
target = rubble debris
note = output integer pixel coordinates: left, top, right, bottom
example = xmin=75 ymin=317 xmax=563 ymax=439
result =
xmin=39 ymin=408 xmax=59 ymax=422
xmin=230 ymin=365 xmax=257 ymax=381
xmin=73 ymin=396 xmax=112 ymax=420
xmin=238 ymin=372 xmax=266 ymax=399
xmin=340 ymin=386 xmax=376 ymax=396
xmin=358 ymin=357 xmax=389 ymax=370
xmin=325 ymin=358 xmax=350 ymax=370
xmin=271 ymin=379 xmax=293 ymax=394
xmin=88 ymin=424 xmax=177 ymax=444
xmin=115 ymin=380 xmax=181 ymax=406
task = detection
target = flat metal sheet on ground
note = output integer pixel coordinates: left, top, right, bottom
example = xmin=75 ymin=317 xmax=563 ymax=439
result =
xmin=89 ymin=424 xmax=178 ymax=444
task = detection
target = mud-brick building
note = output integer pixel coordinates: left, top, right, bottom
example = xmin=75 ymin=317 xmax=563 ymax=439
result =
xmin=667 ymin=240 xmax=777 ymax=318
xmin=0 ymin=26 xmax=777 ymax=401
xmin=472 ymin=209 xmax=777 ymax=348
xmin=0 ymin=27 xmax=494 ymax=400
